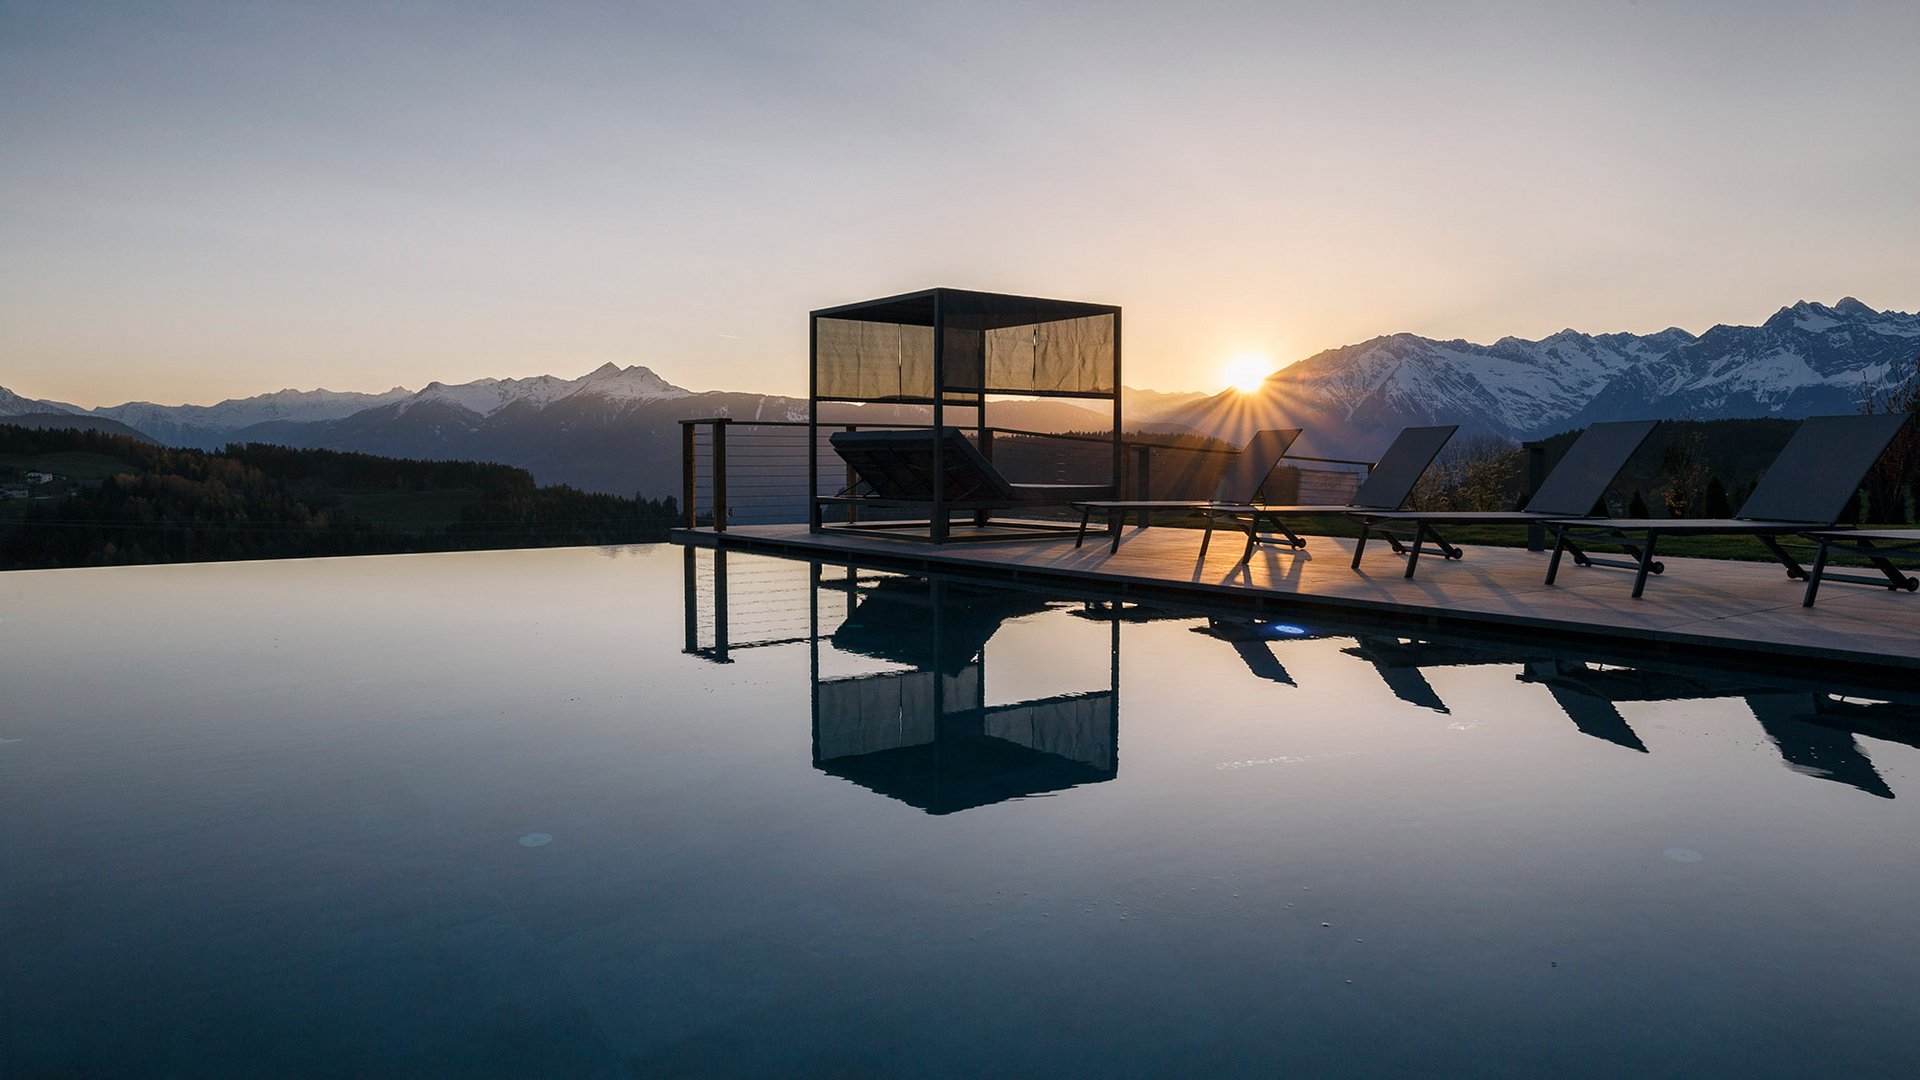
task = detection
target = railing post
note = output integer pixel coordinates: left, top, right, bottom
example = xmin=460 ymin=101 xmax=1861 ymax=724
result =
xmin=1524 ymin=440 xmax=1546 ymax=551
xmin=681 ymin=420 xmax=697 ymax=529
xmin=713 ymin=418 xmax=730 ymax=532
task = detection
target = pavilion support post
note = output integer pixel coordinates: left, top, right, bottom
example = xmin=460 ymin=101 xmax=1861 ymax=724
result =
xmin=931 ymin=290 xmax=948 ymax=543
xmin=808 ymin=315 xmax=820 ymax=533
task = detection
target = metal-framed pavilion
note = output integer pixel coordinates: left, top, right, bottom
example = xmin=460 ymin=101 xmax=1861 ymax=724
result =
xmin=808 ymin=287 xmax=1122 ymax=542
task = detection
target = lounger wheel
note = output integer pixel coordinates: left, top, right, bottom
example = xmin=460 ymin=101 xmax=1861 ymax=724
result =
xmin=1649 ymin=561 xmax=1664 ymax=575
xmin=1446 ymin=550 xmax=1463 ymax=560
xmin=1905 ymin=577 xmax=1919 ymax=592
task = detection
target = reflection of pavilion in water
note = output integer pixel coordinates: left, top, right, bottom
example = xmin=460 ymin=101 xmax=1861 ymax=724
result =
xmin=684 ymin=548 xmax=1118 ymax=814
xmin=814 ymin=572 xmax=1118 ymax=814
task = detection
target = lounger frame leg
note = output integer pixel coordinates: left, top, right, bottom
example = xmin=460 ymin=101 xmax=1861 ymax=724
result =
xmin=1075 ymin=507 xmax=1092 ymax=548
xmin=1228 ymin=511 xmax=1305 ymax=568
xmin=1545 ymin=526 xmax=1570 ymax=584
xmin=1756 ymin=535 xmax=1807 ymax=581
xmin=1631 ymin=531 xmax=1659 ymax=599
xmin=1798 ymin=538 xmax=1920 ymax=604
xmin=1802 ymin=539 xmax=1830 ymax=607
xmin=1350 ymin=520 xmax=1371 ymax=569
xmin=1199 ymin=508 xmax=1216 ymax=559
xmin=1401 ymin=523 xmax=1462 ymax=579
xmin=1549 ymin=526 xmax=1658 ymax=581
xmin=1866 ymin=554 xmax=1919 ymax=590
xmin=1110 ymin=509 xmax=1126 ymax=554
xmin=1238 ymin=514 xmax=1262 ymax=566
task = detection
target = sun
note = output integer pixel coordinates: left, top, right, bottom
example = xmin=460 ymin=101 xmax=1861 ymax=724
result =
xmin=1222 ymin=353 xmax=1272 ymax=394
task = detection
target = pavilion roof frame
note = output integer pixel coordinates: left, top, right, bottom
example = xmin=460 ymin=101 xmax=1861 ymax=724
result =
xmin=808 ymin=287 xmax=1123 ymax=542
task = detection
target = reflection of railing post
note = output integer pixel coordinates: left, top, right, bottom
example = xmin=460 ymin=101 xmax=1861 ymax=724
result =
xmin=712 ymin=548 xmax=729 ymax=661
xmin=1524 ymin=441 xmax=1546 ymax=551
xmin=713 ymin=418 xmax=730 ymax=532
xmin=680 ymin=420 xmax=697 ymax=528
xmin=682 ymin=545 xmax=698 ymax=653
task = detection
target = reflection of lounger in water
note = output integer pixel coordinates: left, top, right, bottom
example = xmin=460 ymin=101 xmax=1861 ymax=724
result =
xmin=1190 ymin=617 xmax=1335 ymax=686
xmin=1748 ymin=694 xmax=1894 ymax=800
xmin=1515 ymin=661 xmax=1672 ymax=752
xmin=1342 ymin=638 xmax=1534 ymax=717
xmin=1517 ymin=662 xmax=1897 ymax=798
xmin=830 ymin=576 xmax=1051 ymax=674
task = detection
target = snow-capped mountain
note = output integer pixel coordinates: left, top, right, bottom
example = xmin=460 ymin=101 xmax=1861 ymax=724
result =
xmin=91 ymin=386 xmax=416 ymax=447
xmin=0 ymin=363 xmax=695 ymax=450
xmin=0 ymin=362 xmax=1121 ymax=496
xmin=1569 ymin=298 xmax=1920 ymax=426
xmin=395 ymin=363 xmax=688 ymax=418
xmin=1172 ymin=298 xmax=1920 ymax=458
xmin=0 ymin=385 xmax=81 ymax=417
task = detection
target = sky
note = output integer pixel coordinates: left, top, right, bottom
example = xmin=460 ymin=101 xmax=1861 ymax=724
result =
xmin=3 ymin=0 xmax=1917 ymax=408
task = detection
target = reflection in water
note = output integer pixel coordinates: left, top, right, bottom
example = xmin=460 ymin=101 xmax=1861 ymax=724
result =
xmin=1340 ymin=638 xmax=1527 ymax=715
xmin=1191 ymin=616 xmax=1335 ymax=686
xmin=812 ymin=573 xmax=1118 ymax=814
xmin=683 ymin=549 xmax=1920 ymax=803
xmin=1517 ymin=662 xmax=1901 ymax=797
xmin=1749 ymin=695 xmax=1894 ymax=799
xmin=1516 ymin=661 xmax=1662 ymax=752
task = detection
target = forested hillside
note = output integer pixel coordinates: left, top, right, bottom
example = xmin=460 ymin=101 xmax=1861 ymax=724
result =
xmin=0 ymin=425 xmax=677 ymax=570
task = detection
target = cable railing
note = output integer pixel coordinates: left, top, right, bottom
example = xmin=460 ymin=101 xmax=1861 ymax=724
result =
xmin=679 ymin=417 xmax=1375 ymax=531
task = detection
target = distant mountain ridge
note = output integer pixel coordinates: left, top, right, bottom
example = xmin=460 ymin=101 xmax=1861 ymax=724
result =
xmin=8 ymin=296 xmax=1915 ymax=493
xmin=1173 ymin=297 xmax=1920 ymax=458
xmin=1 ymin=363 xmax=1190 ymax=497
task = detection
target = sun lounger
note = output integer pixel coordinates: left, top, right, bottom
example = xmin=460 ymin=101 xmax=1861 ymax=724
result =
xmin=1211 ymin=425 xmax=1459 ymax=565
xmin=1796 ymin=530 xmax=1920 ymax=607
xmin=1070 ymin=428 xmax=1301 ymax=554
xmin=823 ymin=427 xmax=1115 ymax=540
xmin=1543 ymin=413 xmax=1911 ymax=598
xmin=1350 ymin=419 xmax=1659 ymax=578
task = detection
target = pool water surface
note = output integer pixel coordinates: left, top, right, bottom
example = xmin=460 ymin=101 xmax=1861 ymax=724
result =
xmin=3 ymin=544 xmax=1918 ymax=1077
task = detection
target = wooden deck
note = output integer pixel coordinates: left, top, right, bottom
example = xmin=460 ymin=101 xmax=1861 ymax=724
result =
xmin=673 ymin=522 xmax=1920 ymax=676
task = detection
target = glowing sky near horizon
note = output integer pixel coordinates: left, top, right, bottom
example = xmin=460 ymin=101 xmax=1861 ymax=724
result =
xmin=3 ymin=1 xmax=1917 ymax=407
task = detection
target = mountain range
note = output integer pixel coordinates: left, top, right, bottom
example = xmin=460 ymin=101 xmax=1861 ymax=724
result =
xmin=1 ymin=365 xmax=1203 ymax=497
xmin=1174 ymin=297 xmax=1920 ymax=459
xmin=5 ymin=297 xmax=1915 ymax=494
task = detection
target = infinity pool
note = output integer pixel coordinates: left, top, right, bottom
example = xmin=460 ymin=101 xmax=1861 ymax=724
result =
xmin=4 ymin=544 xmax=1918 ymax=1077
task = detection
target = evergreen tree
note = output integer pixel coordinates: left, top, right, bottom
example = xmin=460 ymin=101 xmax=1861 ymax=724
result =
xmin=1701 ymin=475 xmax=1732 ymax=518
